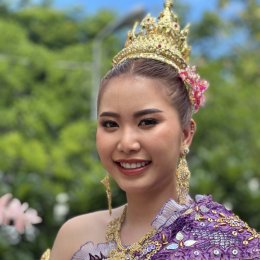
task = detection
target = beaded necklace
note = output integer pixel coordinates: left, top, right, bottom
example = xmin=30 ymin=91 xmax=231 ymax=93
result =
xmin=105 ymin=206 xmax=157 ymax=259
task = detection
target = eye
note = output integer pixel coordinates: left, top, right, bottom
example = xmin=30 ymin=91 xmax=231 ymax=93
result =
xmin=101 ymin=120 xmax=119 ymax=129
xmin=138 ymin=118 xmax=158 ymax=128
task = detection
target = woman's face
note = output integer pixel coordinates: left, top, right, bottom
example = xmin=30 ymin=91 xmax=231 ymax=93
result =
xmin=96 ymin=74 xmax=193 ymax=195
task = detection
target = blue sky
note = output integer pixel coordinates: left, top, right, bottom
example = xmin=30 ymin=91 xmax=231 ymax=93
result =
xmin=51 ymin=0 xmax=218 ymax=22
xmin=30 ymin=0 xmax=244 ymax=58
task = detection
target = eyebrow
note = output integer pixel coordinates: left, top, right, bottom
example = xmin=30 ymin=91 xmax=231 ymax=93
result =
xmin=99 ymin=111 xmax=120 ymax=118
xmin=99 ymin=108 xmax=163 ymax=118
xmin=133 ymin=108 xmax=163 ymax=117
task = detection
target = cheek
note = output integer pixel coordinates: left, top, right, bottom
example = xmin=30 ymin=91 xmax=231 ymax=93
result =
xmin=148 ymin=127 xmax=182 ymax=159
xmin=96 ymin=129 xmax=115 ymax=163
xmin=152 ymin=124 xmax=182 ymax=145
xmin=96 ymin=129 xmax=106 ymax=159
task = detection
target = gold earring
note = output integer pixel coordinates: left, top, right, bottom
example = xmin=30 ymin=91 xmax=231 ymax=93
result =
xmin=176 ymin=146 xmax=190 ymax=205
xmin=101 ymin=174 xmax=112 ymax=215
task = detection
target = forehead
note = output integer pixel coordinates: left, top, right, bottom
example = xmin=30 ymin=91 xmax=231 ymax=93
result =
xmin=98 ymin=75 xmax=172 ymax=113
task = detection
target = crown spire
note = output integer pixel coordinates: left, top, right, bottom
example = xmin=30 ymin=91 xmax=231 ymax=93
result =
xmin=164 ymin=0 xmax=173 ymax=9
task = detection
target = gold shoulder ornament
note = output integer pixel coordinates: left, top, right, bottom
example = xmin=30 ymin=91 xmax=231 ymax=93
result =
xmin=40 ymin=249 xmax=51 ymax=260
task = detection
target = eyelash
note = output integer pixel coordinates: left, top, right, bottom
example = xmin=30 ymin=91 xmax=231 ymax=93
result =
xmin=100 ymin=118 xmax=159 ymax=129
xmin=138 ymin=118 xmax=158 ymax=127
xmin=101 ymin=120 xmax=118 ymax=128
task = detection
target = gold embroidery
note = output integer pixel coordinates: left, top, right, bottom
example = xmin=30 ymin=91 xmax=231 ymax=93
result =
xmin=106 ymin=206 xmax=160 ymax=259
xmin=40 ymin=249 xmax=50 ymax=260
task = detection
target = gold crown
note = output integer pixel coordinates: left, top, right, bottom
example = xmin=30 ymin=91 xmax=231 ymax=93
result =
xmin=113 ymin=0 xmax=191 ymax=71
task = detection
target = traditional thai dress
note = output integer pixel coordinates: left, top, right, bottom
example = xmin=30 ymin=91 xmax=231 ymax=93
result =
xmin=70 ymin=195 xmax=260 ymax=259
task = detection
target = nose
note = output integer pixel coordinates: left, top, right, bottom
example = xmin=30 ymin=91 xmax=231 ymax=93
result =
xmin=117 ymin=128 xmax=141 ymax=154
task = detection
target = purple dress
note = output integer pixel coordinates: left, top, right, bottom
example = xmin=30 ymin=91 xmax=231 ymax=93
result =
xmin=72 ymin=195 xmax=260 ymax=259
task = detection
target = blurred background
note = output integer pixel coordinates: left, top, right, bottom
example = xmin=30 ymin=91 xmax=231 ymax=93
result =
xmin=0 ymin=0 xmax=259 ymax=259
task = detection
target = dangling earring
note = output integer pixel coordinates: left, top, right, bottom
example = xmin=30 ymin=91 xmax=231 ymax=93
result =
xmin=176 ymin=146 xmax=191 ymax=205
xmin=101 ymin=174 xmax=112 ymax=215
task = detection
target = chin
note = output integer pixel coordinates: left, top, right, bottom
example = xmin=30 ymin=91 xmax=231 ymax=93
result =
xmin=117 ymin=179 xmax=155 ymax=195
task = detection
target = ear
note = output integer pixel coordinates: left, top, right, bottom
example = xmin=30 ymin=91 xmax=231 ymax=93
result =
xmin=181 ymin=119 xmax=196 ymax=148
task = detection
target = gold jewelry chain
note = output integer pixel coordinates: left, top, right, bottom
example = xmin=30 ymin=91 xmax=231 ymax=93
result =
xmin=106 ymin=206 xmax=157 ymax=259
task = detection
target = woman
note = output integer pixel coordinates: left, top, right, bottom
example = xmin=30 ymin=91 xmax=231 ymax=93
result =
xmin=46 ymin=1 xmax=260 ymax=259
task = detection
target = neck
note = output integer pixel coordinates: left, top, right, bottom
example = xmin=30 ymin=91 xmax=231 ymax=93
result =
xmin=125 ymin=185 xmax=178 ymax=227
xmin=118 ymin=185 xmax=177 ymax=245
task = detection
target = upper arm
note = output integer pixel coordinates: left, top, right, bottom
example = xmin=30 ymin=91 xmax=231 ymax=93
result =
xmin=50 ymin=219 xmax=78 ymax=260
xmin=50 ymin=211 xmax=108 ymax=260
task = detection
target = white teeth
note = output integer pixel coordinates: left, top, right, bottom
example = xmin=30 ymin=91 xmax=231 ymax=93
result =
xmin=136 ymin=163 xmax=141 ymax=168
xmin=119 ymin=162 xmax=148 ymax=169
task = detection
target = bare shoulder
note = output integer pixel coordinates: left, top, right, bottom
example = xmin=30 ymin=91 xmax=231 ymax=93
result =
xmin=50 ymin=206 xmax=123 ymax=260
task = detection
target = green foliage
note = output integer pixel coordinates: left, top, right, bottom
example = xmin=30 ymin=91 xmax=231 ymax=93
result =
xmin=79 ymin=10 xmax=116 ymax=40
xmin=0 ymin=0 xmax=259 ymax=259
xmin=17 ymin=7 xmax=79 ymax=49
xmin=0 ymin=3 xmax=117 ymax=259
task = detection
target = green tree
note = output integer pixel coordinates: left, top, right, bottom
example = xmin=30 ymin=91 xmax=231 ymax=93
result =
xmin=0 ymin=3 xmax=119 ymax=259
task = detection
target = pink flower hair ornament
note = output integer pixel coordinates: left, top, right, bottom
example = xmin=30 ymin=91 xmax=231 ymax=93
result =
xmin=0 ymin=193 xmax=42 ymax=234
xmin=179 ymin=66 xmax=209 ymax=113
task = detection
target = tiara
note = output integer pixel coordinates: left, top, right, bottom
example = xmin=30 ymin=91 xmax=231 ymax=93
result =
xmin=112 ymin=0 xmax=209 ymax=113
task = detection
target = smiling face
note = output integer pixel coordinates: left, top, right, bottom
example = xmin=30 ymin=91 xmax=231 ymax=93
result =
xmin=96 ymin=74 xmax=193 ymax=196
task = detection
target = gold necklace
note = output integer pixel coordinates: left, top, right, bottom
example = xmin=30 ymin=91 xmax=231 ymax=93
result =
xmin=106 ymin=206 xmax=157 ymax=260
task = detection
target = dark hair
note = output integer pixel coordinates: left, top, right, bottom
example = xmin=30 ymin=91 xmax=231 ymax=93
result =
xmin=98 ymin=58 xmax=192 ymax=128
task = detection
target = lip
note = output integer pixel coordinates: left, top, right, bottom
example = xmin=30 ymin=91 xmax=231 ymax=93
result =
xmin=114 ymin=159 xmax=152 ymax=176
